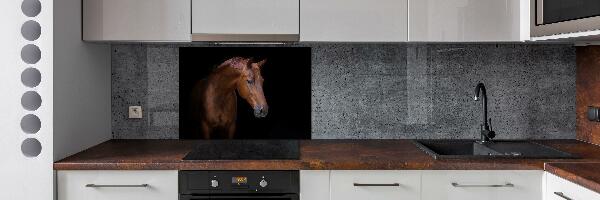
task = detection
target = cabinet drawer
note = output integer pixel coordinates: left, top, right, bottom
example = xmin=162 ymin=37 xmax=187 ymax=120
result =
xmin=330 ymin=170 xmax=420 ymax=200
xmin=421 ymin=170 xmax=543 ymax=200
xmin=545 ymin=172 xmax=600 ymax=200
xmin=57 ymin=170 xmax=178 ymax=200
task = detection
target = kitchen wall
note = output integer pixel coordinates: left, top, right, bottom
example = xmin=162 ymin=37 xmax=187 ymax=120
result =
xmin=112 ymin=43 xmax=576 ymax=139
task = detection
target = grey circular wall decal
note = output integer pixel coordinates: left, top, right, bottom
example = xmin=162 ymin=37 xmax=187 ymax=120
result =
xmin=21 ymin=0 xmax=41 ymax=17
xmin=21 ymin=68 xmax=41 ymax=88
xmin=20 ymin=114 xmax=41 ymax=134
xmin=21 ymin=20 xmax=41 ymax=41
xmin=21 ymin=138 xmax=42 ymax=157
xmin=21 ymin=91 xmax=41 ymax=111
xmin=21 ymin=44 xmax=41 ymax=64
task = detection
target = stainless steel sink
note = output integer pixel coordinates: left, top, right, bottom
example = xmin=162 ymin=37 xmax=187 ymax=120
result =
xmin=413 ymin=140 xmax=577 ymax=159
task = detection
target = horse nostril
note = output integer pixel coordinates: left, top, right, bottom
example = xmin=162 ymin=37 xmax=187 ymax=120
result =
xmin=253 ymin=106 xmax=268 ymax=118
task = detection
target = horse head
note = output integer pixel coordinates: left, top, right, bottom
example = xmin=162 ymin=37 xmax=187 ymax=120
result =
xmin=235 ymin=58 xmax=269 ymax=118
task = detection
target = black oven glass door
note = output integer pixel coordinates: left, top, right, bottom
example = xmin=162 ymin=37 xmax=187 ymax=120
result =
xmin=539 ymin=0 xmax=600 ymax=25
xmin=181 ymin=194 xmax=299 ymax=200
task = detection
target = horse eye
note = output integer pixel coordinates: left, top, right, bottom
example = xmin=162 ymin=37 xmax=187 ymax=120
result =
xmin=247 ymin=80 xmax=254 ymax=85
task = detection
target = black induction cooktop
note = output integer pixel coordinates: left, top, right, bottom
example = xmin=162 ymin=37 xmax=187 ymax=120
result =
xmin=182 ymin=140 xmax=300 ymax=160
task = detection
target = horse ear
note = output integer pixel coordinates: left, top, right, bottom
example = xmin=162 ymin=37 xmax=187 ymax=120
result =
xmin=254 ymin=59 xmax=267 ymax=69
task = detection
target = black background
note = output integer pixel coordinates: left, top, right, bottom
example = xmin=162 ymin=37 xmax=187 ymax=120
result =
xmin=179 ymin=47 xmax=312 ymax=139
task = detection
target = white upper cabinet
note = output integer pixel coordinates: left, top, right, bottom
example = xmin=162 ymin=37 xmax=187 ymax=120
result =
xmin=300 ymin=0 xmax=408 ymax=42
xmin=80 ymin=0 xmax=532 ymax=42
xmin=191 ymin=0 xmax=300 ymax=41
xmin=82 ymin=0 xmax=191 ymax=41
xmin=409 ymin=0 xmax=530 ymax=42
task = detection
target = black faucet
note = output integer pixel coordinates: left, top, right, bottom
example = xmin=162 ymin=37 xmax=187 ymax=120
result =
xmin=474 ymin=83 xmax=495 ymax=143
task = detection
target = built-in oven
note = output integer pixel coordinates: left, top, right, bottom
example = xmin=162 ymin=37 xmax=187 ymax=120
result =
xmin=179 ymin=171 xmax=299 ymax=200
xmin=532 ymin=0 xmax=600 ymax=37
xmin=180 ymin=194 xmax=298 ymax=200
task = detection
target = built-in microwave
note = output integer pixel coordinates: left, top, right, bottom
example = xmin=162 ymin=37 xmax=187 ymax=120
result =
xmin=532 ymin=0 xmax=600 ymax=37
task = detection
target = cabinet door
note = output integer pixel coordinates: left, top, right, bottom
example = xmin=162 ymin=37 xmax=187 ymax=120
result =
xmin=191 ymin=0 xmax=299 ymax=40
xmin=330 ymin=170 xmax=420 ymax=200
xmin=82 ymin=0 xmax=191 ymax=41
xmin=409 ymin=0 xmax=529 ymax=42
xmin=421 ymin=170 xmax=543 ymax=200
xmin=57 ymin=170 xmax=178 ymax=200
xmin=300 ymin=0 xmax=408 ymax=42
xmin=545 ymin=172 xmax=600 ymax=200
xmin=300 ymin=170 xmax=330 ymax=200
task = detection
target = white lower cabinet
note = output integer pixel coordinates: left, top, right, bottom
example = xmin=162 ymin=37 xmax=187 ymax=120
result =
xmin=330 ymin=170 xmax=421 ymax=200
xmin=421 ymin=170 xmax=543 ymax=200
xmin=545 ymin=172 xmax=600 ymax=200
xmin=57 ymin=170 xmax=178 ymax=200
xmin=58 ymin=170 xmax=600 ymax=200
xmin=301 ymin=170 xmax=331 ymax=200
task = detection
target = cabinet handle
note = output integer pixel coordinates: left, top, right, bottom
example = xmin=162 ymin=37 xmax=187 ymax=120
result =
xmin=553 ymin=192 xmax=573 ymax=200
xmin=451 ymin=182 xmax=514 ymax=188
xmin=85 ymin=184 xmax=149 ymax=188
xmin=353 ymin=183 xmax=400 ymax=187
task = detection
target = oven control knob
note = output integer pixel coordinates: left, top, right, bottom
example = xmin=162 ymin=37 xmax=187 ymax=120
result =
xmin=259 ymin=179 xmax=268 ymax=188
xmin=210 ymin=179 xmax=219 ymax=188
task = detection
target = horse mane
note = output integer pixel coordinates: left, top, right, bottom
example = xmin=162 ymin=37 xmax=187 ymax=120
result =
xmin=217 ymin=57 xmax=251 ymax=70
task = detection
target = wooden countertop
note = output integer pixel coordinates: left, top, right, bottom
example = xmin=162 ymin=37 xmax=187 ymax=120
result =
xmin=545 ymin=162 xmax=600 ymax=194
xmin=54 ymin=139 xmax=600 ymax=194
xmin=54 ymin=139 xmax=600 ymax=170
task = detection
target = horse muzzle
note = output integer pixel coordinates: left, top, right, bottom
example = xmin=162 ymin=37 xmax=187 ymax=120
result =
xmin=253 ymin=106 xmax=268 ymax=118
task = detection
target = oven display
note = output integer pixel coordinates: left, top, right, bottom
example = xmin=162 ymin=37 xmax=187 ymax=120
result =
xmin=232 ymin=176 xmax=248 ymax=185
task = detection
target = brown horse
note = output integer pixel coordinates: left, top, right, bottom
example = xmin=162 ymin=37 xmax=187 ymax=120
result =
xmin=190 ymin=57 xmax=268 ymax=139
